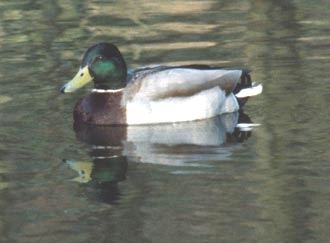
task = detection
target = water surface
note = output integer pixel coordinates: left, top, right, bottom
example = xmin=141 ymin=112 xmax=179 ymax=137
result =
xmin=0 ymin=1 xmax=330 ymax=242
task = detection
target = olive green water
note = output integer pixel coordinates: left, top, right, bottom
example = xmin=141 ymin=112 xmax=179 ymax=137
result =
xmin=0 ymin=1 xmax=330 ymax=242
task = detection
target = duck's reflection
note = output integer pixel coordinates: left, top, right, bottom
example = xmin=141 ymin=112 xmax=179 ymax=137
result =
xmin=64 ymin=125 xmax=128 ymax=204
xmin=64 ymin=111 xmax=255 ymax=203
xmin=64 ymin=157 xmax=127 ymax=203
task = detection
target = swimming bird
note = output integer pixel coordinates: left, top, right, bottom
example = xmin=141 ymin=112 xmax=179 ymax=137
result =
xmin=61 ymin=42 xmax=262 ymax=125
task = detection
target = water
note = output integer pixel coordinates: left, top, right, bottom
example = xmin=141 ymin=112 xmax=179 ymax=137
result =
xmin=0 ymin=0 xmax=329 ymax=242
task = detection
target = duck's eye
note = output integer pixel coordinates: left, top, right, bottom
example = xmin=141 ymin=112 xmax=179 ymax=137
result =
xmin=80 ymin=73 xmax=84 ymax=77
xmin=90 ymin=56 xmax=103 ymax=66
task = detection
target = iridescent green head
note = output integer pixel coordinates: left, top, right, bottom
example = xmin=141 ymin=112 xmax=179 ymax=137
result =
xmin=61 ymin=42 xmax=127 ymax=93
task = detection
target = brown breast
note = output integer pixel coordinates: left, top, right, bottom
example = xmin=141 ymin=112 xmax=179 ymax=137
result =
xmin=74 ymin=91 xmax=127 ymax=125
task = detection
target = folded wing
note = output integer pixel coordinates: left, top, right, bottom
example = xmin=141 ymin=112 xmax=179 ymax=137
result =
xmin=125 ymin=66 xmax=243 ymax=101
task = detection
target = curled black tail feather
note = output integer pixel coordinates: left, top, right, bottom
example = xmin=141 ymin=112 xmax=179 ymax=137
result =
xmin=233 ymin=70 xmax=252 ymax=107
xmin=233 ymin=70 xmax=252 ymax=94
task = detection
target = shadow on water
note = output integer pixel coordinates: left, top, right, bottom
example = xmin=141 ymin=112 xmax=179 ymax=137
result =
xmin=64 ymin=112 xmax=254 ymax=204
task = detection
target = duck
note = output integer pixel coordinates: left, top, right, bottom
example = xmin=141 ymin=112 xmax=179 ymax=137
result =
xmin=61 ymin=42 xmax=262 ymax=125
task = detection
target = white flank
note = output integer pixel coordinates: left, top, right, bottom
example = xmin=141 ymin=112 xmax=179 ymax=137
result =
xmin=235 ymin=83 xmax=263 ymax=98
xmin=126 ymin=87 xmax=239 ymax=125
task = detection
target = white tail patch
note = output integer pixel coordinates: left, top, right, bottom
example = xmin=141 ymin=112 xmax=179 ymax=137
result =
xmin=236 ymin=123 xmax=261 ymax=131
xmin=235 ymin=83 xmax=263 ymax=98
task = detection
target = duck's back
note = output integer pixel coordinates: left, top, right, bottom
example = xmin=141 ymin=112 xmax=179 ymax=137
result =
xmin=126 ymin=65 xmax=243 ymax=101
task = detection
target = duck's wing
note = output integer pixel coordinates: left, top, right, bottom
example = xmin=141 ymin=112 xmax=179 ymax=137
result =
xmin=125 ymin=65 xmax=247 ymax=101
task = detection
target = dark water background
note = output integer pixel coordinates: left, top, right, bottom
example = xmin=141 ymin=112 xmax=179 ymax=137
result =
xmin=0 ymin=0 xmax=329 ymax=242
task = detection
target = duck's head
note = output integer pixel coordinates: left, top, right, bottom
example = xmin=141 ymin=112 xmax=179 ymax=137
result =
xmin=61 ymin=42 xmax=127 ymax=93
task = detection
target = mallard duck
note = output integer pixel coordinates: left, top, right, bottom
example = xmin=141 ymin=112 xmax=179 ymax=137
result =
xmin=61 ymin=42 xmax=262 ymax=125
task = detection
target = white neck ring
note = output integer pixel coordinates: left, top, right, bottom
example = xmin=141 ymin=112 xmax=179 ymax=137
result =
xmin=92 ymin=88 xmax=124 ymax=93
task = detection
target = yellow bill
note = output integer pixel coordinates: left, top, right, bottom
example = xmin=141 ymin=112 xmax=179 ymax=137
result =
xmin=64 ymin=159 xmax=93 ymax=183
xmin=61 ymin=66 xmax=93 ymax=93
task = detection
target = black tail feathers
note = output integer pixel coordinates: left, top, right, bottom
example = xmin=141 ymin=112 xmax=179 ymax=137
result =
xmin=233 ymin=70 xmax=252 ymax=94
xmin=233 ymin=70 xmax=252 ymax=107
